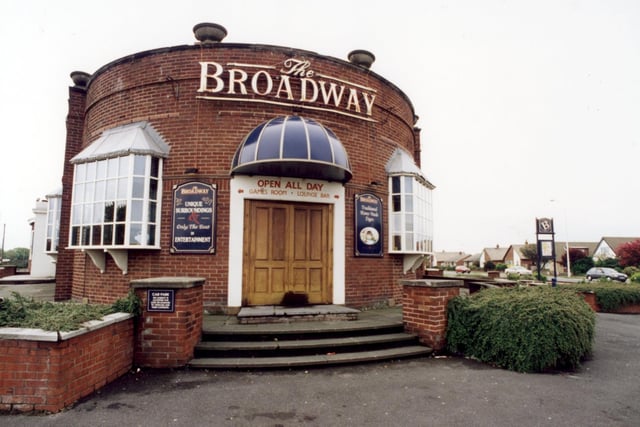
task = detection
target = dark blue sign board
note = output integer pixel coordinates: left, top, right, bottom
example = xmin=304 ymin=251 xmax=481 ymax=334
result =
xmin=355 ymin=193 xmax=383 ymax=257
xmin=147 ymin=289 xmax=175 ymax=313
xmin=171 ymin=182 xmax=216 ymax=253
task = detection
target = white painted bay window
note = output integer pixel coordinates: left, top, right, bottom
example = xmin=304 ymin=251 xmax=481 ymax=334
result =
xmin=386 ymin=148 xmax=435 ymax=271
xmin=68 ymin=122 xmax=169 ymax=273
xmin=45 ymin=190 xmax=62 ymax=253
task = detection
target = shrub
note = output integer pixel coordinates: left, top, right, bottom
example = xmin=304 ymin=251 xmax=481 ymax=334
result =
xmin=631 ymin=272 xmax=640 ymax=284
xmin=564 ymin=282 xmax=640 ymax=311
xmin=495 ymin=263 xmax=507 ymax=272
xmin=446 ymin=287 xmax=595 ymax=373
xmin=0 ymin=291 xmax=142 ymax=331
xmin=623 ymin=266 xmax=639 ymax=277
xmin=484 ymin=261 xmax=496 ymax=271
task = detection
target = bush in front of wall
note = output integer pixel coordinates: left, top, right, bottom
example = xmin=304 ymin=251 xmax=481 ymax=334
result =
xmin=564 ymin=282 xmax=640 ymax=311
xmin=446 ymin=287 xmax=595 ymax=373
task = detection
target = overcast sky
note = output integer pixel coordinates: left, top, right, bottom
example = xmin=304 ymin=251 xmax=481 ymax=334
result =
xmin=1 ymin=0 xmax=638 ymax=255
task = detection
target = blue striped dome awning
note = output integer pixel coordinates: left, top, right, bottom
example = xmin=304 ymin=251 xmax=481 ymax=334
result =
xmin=231 ymin=116 xmax=352 ymax=182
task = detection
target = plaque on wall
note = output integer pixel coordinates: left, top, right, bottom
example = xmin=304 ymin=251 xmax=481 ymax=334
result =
xmin=171 ymin=182 xmax=216 ymax=253
xmin=147 ymin=289 xmax=175 ymax=312
xmin=355 ymin=193 xmax=383 ymax=257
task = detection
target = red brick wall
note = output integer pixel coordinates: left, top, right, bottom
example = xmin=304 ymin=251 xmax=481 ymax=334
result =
xmin=0 ymin=316 xmax=133 ymax=413
xmin=58 ymin=41 xmax=423 ymax=309
xmin=55 ymin=86 xmax=87 ymax=301
xmin=134 ymin=285 xmax=203 ymax=368
xmin=402 ymin=280 xmax=464 ymax=351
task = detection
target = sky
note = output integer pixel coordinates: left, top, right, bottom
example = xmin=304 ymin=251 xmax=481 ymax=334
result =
xmin=0 ymin=0 xmax=639 ymax=255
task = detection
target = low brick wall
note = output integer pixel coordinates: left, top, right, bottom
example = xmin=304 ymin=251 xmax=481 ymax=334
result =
xmin=0 ymin=265 xmax=17 ymax=279
xmin=401 ymin=279 xmax=465 ymax=351
xmin=0 ymin=313 xmax=134 ymax=413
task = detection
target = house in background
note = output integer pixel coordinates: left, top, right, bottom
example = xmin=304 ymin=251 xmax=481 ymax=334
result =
xmin=479 ymin=245 xmax=508 ymax=269
xmin=593 ymin=237 xmax=640 ymax=262
xmin=27 ymin=189 xmax=62 ymax=278
xmin=504 ymin=244 xmax=533 ymax=269
xmin=433 ymin=251 xmax=470 ymax=269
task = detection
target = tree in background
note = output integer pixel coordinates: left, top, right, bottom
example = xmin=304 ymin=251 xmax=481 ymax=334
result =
xmin=520 ymin=244 xmax=537 ymax=262
xmin=2 ymin=247 xmax=29 ymax=268
xmin=617 ymin=239 xmax=640 ymax=268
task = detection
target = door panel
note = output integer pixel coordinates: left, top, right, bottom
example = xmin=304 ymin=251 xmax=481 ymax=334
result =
xmin=244 ymin=200 xmax=332 ymax=305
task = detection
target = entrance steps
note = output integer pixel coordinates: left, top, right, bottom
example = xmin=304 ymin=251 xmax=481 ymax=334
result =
xmin=189 ymin=307 xmax=432 ymax=369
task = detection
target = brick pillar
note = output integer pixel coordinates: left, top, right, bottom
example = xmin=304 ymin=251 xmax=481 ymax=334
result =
xmin=401 ymin=279 xmax=465 ymax=351
xmin=131 ymin=277 xmax=204 ymax=368
xmin=55 ymin=83 xmax=87 ymax=301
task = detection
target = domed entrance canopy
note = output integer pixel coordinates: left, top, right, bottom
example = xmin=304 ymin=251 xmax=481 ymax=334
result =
xmin=231 ymin=116 xmax=352 ymax=182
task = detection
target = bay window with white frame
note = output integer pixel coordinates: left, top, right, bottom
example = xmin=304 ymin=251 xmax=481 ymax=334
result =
xmin=68 ymin=122 xmax=169 ymax=251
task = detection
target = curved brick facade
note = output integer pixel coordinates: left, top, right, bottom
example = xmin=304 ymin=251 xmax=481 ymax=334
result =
xmin=56 ymin=27 xmax=430 ymax=312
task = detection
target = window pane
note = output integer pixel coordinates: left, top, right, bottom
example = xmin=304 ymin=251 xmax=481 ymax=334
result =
xmin=115 ymin=224 xmax=125 ymax=245
xmin=73 ymin=183 xmax=84 ymax=203
xmin=107 ymin=158 xmax=118 ymax=178
xmin=133 ymin=155 xmax=146 ymax=175
xmin=103 ymin=224 xmax=113 ymax=245
xmin=119 ymin=156 xmax=130 ymax=177
xmin=130 ymin=223 xmax=142 ymax=245
xmin=86 ymin=162 xmax=96 ymax=182
xmin=132 ymin=177 xmax=144 ymax=198
xmin=72 ymin=205 xmax=82 ymax=225
xmin=131 ymin=200 xmax=143 ymax=222
xmin=117 ymin=178 xmax=128 ymax=199
xmin=391 ymin=176 xmax=400 ymax=194
xmin=393 ymin=235 xmax=402 ymax=251
xmin=106 ymin=179 xmax=117 ymax=200
xmin=91 ymin=225 xmax=102 ymax=246
xmin=104 ymin=202 xmax=115 ymax=222
xmin=149 ymin=178 xmax=158 ymax=200
xmin=84 ymin=182 xmax=95 ymax=202
xmin=147 ymin=224 xmax=156 ymax=245
xmin=116 ymin=202 xmax=127 ymax=222
xmin=95 ymin=180 xmax=105 ymax=201
xmin=81 ymin=226 xmax=91 ymax=245
xmin=148 ymin=201 xmax=157 ymax=223
xmin=392 ymin=195 xmax=401 ymax=212
xmin=75 ymin=163 xmax=86 ymax=182
xmin=405 ymin=233 xmax=414 ymax=251
xmin=150 ymin=157 xmax=159 ymax=178
xmin=93 ymin=202 xmax=104 ymax=223
xmin=82 ymin=204 xmax=92 ymax=223
xmin=96 ymin=160 xmax=107 ymax=180
xmin=404 ymin=195 xmax=413 ymax=212
xmin=404 ymin=176 xmax=413 ymax=193
xmin=71 ymin=226 xmax=80 ymax=246
xmin=406 ymin=213 xmax=414 ymax=231
xmin=392 ymin=214 xmax=402 ymax=232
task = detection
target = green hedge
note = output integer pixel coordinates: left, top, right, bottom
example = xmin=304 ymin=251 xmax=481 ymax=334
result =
xmin=561 ymin=282 xmax=640 ymax=312
xmin=447 ymin=287 xmax=595 ymax=373
xmin=0 ymin=291 xmax=141 ymax=331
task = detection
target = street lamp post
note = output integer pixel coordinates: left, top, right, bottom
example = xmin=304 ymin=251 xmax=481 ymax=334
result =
xmin=550 ymin=199 xmax=571 ymax=278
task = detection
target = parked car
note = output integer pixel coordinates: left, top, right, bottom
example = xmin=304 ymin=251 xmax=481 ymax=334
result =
xmin=504 ymin=265 xmax=533 ymax=275
xmin=455 ymin=265 xmax=471 ymax=274
xmin=585 ymin=267 xmax=628 ymax=282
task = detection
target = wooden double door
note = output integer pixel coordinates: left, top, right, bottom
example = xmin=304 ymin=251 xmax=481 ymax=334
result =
xmin=243 ymin=200 xmax=333 ymax=306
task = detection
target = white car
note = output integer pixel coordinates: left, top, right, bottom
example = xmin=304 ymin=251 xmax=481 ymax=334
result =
xmin=504 ymin=265 xmax=532 ymax=275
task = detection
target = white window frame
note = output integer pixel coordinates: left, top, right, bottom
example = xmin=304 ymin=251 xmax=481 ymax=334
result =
xmin=45 ymin=195 xmax=62 ymax=253
xmin=388 ymin=174 xmax=433 ymax=255
xmin=69 ymin=154 xmax=162 ymax=250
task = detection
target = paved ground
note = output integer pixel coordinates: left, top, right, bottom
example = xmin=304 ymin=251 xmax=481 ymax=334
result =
xmin=1 ymin=282 xmax=639 ymax=426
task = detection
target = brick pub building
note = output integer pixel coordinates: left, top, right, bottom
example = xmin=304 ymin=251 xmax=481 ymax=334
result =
xmin=54 ymin=23 xmax=434 ymax=313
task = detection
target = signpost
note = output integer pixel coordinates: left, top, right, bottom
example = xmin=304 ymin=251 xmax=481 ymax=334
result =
xmin=536 ymin=217 xmax=557 ymax=285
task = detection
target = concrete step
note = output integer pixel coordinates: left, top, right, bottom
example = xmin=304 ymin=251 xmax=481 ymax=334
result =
xmin=188 ymin=346 xmax=433 ymax=369
xmin=195 ymin=332 xmax=417 ymax=354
